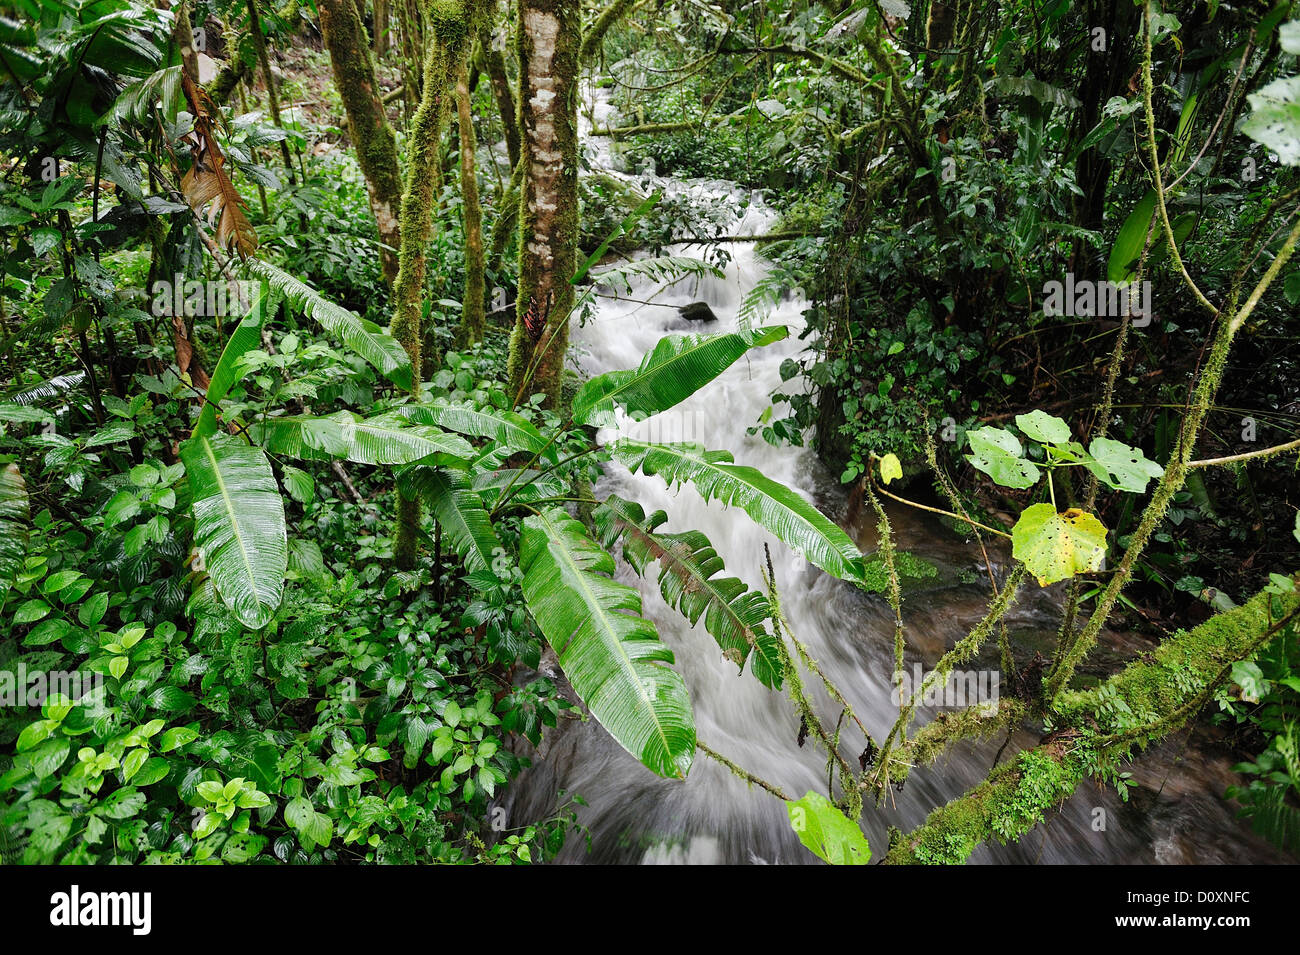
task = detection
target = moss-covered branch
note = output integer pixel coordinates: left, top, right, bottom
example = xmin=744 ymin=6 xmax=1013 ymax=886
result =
xmin=886 ymin=581 xmax=1300 ymax=864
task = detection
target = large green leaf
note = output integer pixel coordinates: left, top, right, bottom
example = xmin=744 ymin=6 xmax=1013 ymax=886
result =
xmin=193 ymin=287 xmax=269 ymax=440
xmin=0 ymin=463 xmax=29 ymax=590
xmin=399 ymin=401 xmax=555 ymax=463
xmin=786 ymin=791 xmax=871 ymax=865
xmin=610 ymin=440 xmax=865 ymax=584
xmin=247 ymin=260 xmax=412 ymax=389
xmin=400 ymin=468 xmax=501 ymax=574
xmin=1011 ymin=504 xmax=1107 ymax=586
xmin=1107 ymin=188 xmax=1156 ymax=283
xmin=520 ymin=507 xmax=694 ymax=778
xmin=594 ymin=495 xmax=783 ymax=688
xmin=182 ymin=434 xmax=286 ymax=629
xmin=252 ymin=412 xmax=473 ymax=465
xmin=572 ymin=326 xmax=789 ymax=428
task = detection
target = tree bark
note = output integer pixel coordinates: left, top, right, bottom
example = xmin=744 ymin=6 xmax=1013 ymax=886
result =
xmin=318 ymin=0 xmax=405 ymax=285
xmin=507 ymin=0 xmax=579 ymax=409
xmin=390 ymin=0 xmax=482 ymax=567
xmin=456 ymin=62 xmax=487 ymax=344
xmin=477 ymin=22 xmax=520 ymax=170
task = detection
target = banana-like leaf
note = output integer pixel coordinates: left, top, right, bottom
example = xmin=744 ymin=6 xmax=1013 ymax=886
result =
xmin=399 ymin=401 xmax=555 ymax=463
xmin=247 ymin=260 xmax=412 ymax=390
xmin=182 ymin=433 xmax=286 ymax=629
xmin=252 ymin=411 xmax=473 ymax=465
xmin=471 ymin=468 xmax=568 ymax=506
xmin=572 ymin=326 xmax=788 ymax=428
xmin=400 ymin=468 xmax=501 ymax=573
xmin=0 ymin=464 xmax=29 ymax=590
xmin=193 ymin=286 xmax=269 ymax=440
xmin=611 ymin=440 xmax=865 ymax=585
xmin=595 ymin=495 xmax=783 ymax=688
xmin=520 ymin=507 xmax=695 ymax=778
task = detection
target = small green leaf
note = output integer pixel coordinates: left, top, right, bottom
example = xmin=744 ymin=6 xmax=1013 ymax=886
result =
xmin=1086 ymin=438 xmax=1164 ymax=493
xmin=965 ymin=427 xmax=1040 ymax=489
xmin=1015 ymin=410 xmax=1071 ymax=445
xmin=786 ymin=791 xmax=871 ymax=865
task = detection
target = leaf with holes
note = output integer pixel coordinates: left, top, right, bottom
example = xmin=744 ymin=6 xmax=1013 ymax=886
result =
xmin=1015 ymin=410 xmax=1071 ymax=445
xmin=1086 ymin=438 xmax=1164 ymax=493
xmin=1011 ymin=504 xmax=1108 ymax=586
xmin=965 ymin=427 xmax=1040 ymax=489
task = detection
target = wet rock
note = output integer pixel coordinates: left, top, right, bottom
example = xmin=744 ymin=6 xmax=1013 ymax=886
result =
xmin=678 ymin=301 xmax=718 ymax=322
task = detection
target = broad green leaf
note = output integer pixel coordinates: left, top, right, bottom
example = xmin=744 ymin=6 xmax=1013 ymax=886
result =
xmin=181 ymin=434 xmax=286 ymax=629
xmin=611 ymin=440 xmax=866 ymax=585
xmin=1242 ymin=77 xmax=1300 ymax=166
xmin=1011 ymin=504 xmax=1108 ymax=586
xmin=0 ymin=464 xmax=29 ymax=589
xmin=192 ymin=287 xmax=268 ymax=440
xmin=573 ymin=326 xmax=788 ymax=428
xmin=1085 ymin=437 xmax=1164 ymax=493
xmin=1107 ymin=188 xmax=1156 ymax=283
xmin=786 ymin=791 xmax=871 ymax=865
xmin=1015 ymin=410 xmax=1071 ymax=444
xmin=253 ymin=411 xmax=472 ymax=465
xmin=400 ymin=400 xmax=554 ymax=462
xmin=965 ymin=427 xmax=1040 ymax=489
xmin=520 ymin=507 xmax=694 ymax=778
xmin=247 ymin=260 xmax=412 ymax=389
xmin=594 ymin=495 xmax=783 ymax=688
xmin=400 ymin=468 xmax=502 ymax=574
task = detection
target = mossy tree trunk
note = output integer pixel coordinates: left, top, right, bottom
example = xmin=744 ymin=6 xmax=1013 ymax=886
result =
xmin=477 ymin=22 xmax=520 ymax=170
xmin=390 ymin=0 xmax=482 ymax=568
xmin=456 ymin=61 xmax=487 ymax=344
xmin=319 ymin=0 xmax=404 ymax=285
xmin=507 ymin=0 xmax=579 ymax=410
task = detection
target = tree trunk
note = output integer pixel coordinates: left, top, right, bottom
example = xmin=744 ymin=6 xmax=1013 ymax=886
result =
xmin=319 ymin=0 xmax=404 ymax=285
xmin=477 ymin=22 xmax=520 ymax=169
xmin=246 ymin=0 xmax=299 ymax=185
xmin=374 ymin=0 xmax=389 ymax=53
xmin=507 ymin=0 xmax=579 ymax=410
xmin=390 ymin=0 xmax=482 ymax=567
xmin=456 ymin=62 xmax=487 ymax=344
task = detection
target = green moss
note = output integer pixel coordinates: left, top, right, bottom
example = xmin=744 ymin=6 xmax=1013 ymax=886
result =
xmin=861 ymin=549 xmax=938 ymax=593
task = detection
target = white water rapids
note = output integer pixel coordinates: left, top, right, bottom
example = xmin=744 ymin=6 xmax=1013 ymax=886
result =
xmin=496 ymin=91 xmax=1283 ymax=865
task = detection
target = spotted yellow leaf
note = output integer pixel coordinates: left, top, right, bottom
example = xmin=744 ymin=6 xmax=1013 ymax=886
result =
xmin=1011 ymin=504 xmax=1108 ymax=586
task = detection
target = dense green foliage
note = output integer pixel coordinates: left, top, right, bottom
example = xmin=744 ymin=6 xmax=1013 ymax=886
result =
xmin=1 ymin=0 xmax=1298 ymax=868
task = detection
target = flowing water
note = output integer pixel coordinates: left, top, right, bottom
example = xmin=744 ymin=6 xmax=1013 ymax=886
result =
xmin=498 ymin=92 xmax=1287 ymax=865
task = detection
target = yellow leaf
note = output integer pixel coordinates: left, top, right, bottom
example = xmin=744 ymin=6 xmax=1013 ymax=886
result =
xmin=879 ymin=453 xmax=903 ymax=485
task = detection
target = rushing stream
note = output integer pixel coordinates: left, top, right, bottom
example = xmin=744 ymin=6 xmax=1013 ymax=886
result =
xmin=498 ymin=92 xmax=1287 ymax=865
